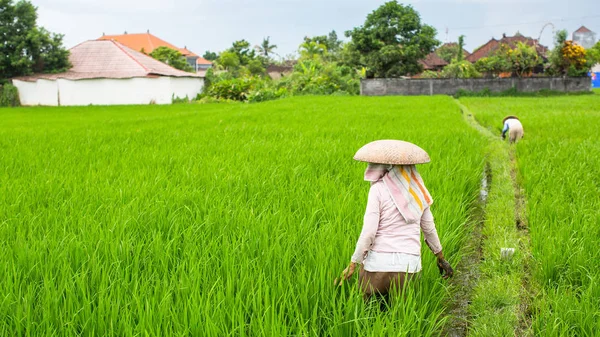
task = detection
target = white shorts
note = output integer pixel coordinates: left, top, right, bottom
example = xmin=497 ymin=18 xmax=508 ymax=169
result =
xmin=363 ymin=251 xmax=422 ymax=273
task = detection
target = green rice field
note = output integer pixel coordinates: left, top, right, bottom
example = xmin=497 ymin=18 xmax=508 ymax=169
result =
xmin=0 ymin=97 xmax=486 ymax=336
xmin=463 ymin=95 xmax=600 ymax=336
xmin=2 ymin=93 xmax=598 ymax=336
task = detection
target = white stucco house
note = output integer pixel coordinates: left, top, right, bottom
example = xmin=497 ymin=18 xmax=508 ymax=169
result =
xmin=13 ymin=40 xmax=204 ymax=106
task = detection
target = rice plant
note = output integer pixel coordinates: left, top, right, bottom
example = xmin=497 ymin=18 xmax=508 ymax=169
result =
xmin=0 ymin=96 xmax=485 ymax=336
xmin=462 ymin=95 xmax=600 ymax=336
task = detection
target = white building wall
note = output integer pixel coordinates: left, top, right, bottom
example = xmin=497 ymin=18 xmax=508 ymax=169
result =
xmin=13 ymin=79 xmax=59 ymax=106
xmin=592 ymin=64 xmax=600 ymax=73
xmin=169 ymin=77 xmax=204 ymax=101
xmin=15 ymin=76 xmax=204 ymax=106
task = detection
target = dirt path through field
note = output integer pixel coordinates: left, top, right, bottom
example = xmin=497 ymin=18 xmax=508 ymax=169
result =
xmin=445 ymin=100 xmax=534 ymax=337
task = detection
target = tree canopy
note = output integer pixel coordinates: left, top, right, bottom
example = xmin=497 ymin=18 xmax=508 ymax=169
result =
xmin=345 ymin=1 xmax=439 ymax=78
xmin=149 ymin=47 xmax=194 ymax=72
xmin=0 ymin=0 xmax=71 ymax=79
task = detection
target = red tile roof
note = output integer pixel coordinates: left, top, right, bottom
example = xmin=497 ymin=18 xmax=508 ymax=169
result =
xmin=439 ymin=42 xmax=471 ymax=57
xmin=420 ymin=52 xmax=448 ymax=70
xmin=15 ymin=40 xmax=201 ymax=81
xmin=197 ymin=57 xmax=212 ymax=65
xmin=467 ymin=34 xmax=548 ymax=63
xmin=98 ymin=32 xmax=213 ymax=66
xmin=574 ymin=26 xmax=592 ymax=34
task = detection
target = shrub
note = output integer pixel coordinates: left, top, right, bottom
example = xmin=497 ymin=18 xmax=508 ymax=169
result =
xmin=441 ymin=61 xmax=482 ymax=79
xmin=0 ymin=84 xmax=21 ymax=107
xmin=206 ymin=78 xmax=254 ymax=101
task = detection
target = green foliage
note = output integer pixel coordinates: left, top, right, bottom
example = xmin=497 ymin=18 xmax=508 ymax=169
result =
xmin=455 ymin=86 xmax=593 ymax=98
xmin=345 ymin=1 xmax=439 ymax=78
xmin=0 ymin=96 xmax=485 ymax=335
xmin=507 ymin=42 xmax=541 ymax=77
xmin=216 ymin=51 xmax=241 ymax=71
xmin=171 ymin=94 xmax=189 ymax=104
xmin=474 ymin=43 xmax=540 ymax=78
xmin=587 ymin=41 xmax=600 ymax=66
xmin=303 ymin=31 xmax=343 ymax=61
xmin=206 ymin=77 xmax=255 ymax=101
xmin=475 ymin=56 xmax=510 ymax=76
xmin=278 ymin=58 xmax=359 ymax=95
xmin=436 ymin=44 xmax=458 ymax=63
xmin=214 ymin=40 xmax=267 ymax=76
xmin=0 ymin=84 xmax=20 ymax=107
xmin=420 ymin=70 xmax=442 ymax=78
xmin=463 ymin=95 xmax=600 ymax=336
xmin=0 ymin=0 xmax=71 ymax=79
xmin=256 ymin=37 xmax=277 ymax=58
xmin=202 ymin=50 xmax=218 ymax=61
xmin=456 ymin=35 xmax=466 ymax=62
xmin=546 ymin=30 xmax=593 ymax=77
xmin=246 ymin=58 xmax=266 ymax=76
xmin=440 ymin=60 xmax=482 ymax=78
xmin=149 ymin=47 xmax=194 ymax=72
xmin=299 ymin=41 xmax=328 ymax=59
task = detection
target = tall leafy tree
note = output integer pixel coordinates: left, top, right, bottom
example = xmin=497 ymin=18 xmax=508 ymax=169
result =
xmin=149 ymin=47 xmax=194 ymax=72
xmin=256 ymin=37 xmax=277 ymax=58
xmin=345 ymin=1 xmax=439 ymax=78
xmin=298 ymin=41 xmax=328 ymax=59
xmin=456 ymin=35 xmax=466 ymax=62
xmin=0 ymin=0 xmax=70 ymax=79
xmin=202 ymin=51 xmax=218 ymax=61
xmin=436 ymin=44 xmax=458 ymax=63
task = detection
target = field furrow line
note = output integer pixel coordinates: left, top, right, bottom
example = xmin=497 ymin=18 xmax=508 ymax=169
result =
xmin=453 ymin=99 xmax=534 ymax=337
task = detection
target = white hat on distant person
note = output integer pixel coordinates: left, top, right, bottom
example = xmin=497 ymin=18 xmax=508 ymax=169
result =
xmin=503 ymin=115 xmax=519 ymax=123
xmin=353 ymin=140 xmax=430 ymax=165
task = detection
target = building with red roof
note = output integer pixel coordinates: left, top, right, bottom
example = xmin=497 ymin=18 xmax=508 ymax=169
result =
xmin=466 ymin=32 xmax=548 ymax=64
xmin=573 ymin=26 xmax=597 ymax=49
xmin=13 ymin=40 xmax=204 ymax=106
xmin=98 ymin=31 xmax=213 ymax=72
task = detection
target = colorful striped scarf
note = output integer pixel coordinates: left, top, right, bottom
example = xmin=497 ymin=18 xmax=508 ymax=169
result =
xmin=364 ymin=163 xmax=433 ymax=224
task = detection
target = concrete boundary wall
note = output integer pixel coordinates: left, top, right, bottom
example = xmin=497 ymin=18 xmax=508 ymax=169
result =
xmin=360 ymin=77 xmax=591 ymax=96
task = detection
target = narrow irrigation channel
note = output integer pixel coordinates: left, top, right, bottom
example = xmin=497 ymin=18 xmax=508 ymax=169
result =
xmin=442 ymin=164 xmax=489 ymax=337
xmin=444 ymin=100 xmax=534 ymax=337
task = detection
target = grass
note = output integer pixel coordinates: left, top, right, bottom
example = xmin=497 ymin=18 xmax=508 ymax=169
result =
xmin=462 ymin=95 xmax=600 ymax=336
xmin=0 ymin=96 xmax=486 ymax=336
xmin=457 ymin=101 xmax=527 ymax=336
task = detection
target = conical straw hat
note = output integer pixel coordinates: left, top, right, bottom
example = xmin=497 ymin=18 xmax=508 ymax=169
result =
xmin=353 ymin=140 xmax=430 ymax=165
xmin=503 ymin=115 xmax=519 ymax=123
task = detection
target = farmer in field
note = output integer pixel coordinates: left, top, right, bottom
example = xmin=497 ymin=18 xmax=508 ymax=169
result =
xmin=501 ymin=115 xmax=524 ymax=143
xmin=336 ymin=140 xmax=453 ymax=300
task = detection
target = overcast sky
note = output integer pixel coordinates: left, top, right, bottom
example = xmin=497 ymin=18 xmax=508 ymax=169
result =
xmin=34 ymin=0 xmax=599 ymax=59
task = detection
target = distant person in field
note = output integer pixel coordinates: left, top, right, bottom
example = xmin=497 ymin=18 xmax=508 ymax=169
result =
xmin=502 ymin=116 xmax=524 ymax=143
xmin=335 ymin=140 xmax=453 ymax=302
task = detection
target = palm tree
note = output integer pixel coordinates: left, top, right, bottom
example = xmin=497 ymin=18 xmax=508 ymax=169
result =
xmin=257 ymin=37 xmax=277 ymax=58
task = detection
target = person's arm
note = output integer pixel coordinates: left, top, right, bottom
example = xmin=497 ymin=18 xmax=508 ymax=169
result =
xmin=421 ymin=207 xmax=454 ymax=279
xmin=350 ymin=185 xmax=380 ymax=264
xmin=421 ymin=207 xmax=442 ymax=255
xmin=501 ymin=121 xmax=509 ymax=139
xmin=336 ymin=185 xmax=380 ymax=285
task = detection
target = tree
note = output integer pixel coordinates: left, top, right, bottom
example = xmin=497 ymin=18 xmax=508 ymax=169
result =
xmin=203 ymin=51 xmax=218 ymax=61
xmin=299 ymin=41 xmax=328 ymax=59
xmin=436 ymin=44 xmax=458 ymax=63
xmin=547 ymin=30 xmax=591 ymax=76
xmin=216 ymin=51 xmax=240 ymax=71
xmin=228 ymin=40 xmax=258 ymax=66
xmin=0 ymin=0 xmax=71 ymax=79
xmin=506 ymin=42 xmax=540 ymax=77
xmin=149 ymin=47 xmax=194 ymax=72
xmin=256 ymin=37 xmax=277 ymax=58
xmin=345 ymin=1 xmax=440 ymax=78
xmin=304 ymin=30 xmax=342 ymax=55
xmin=587 ymin=41 xmax=600 ymax=67
xmin=456 ymin=35 xmax=466 ymax=62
